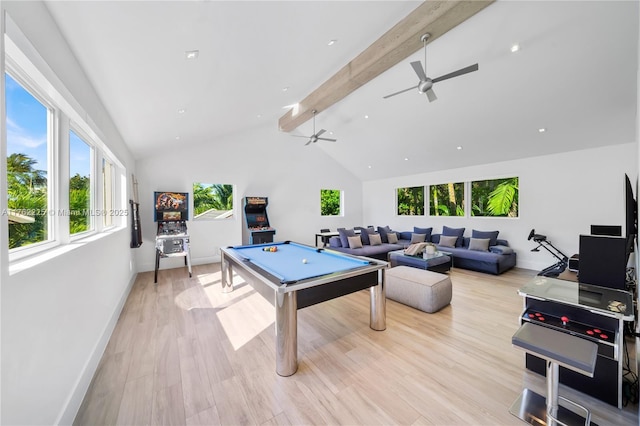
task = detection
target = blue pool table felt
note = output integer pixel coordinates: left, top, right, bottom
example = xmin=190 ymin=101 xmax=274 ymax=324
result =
xmin=228 ymin=242 xmax=371 ymax=283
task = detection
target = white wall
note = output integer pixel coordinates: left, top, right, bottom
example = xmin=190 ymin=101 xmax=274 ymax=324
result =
xmin=1 ymin=2 xmax=137 ymax=425
xmin=135 ymin=123 xmax=364 ymax=272
xmin=363 ymin=143 xmax=638 ymax=272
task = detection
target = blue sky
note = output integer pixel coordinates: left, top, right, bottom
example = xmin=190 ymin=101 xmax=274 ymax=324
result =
xmin=6 ymin=73 xmax=90 ymax=178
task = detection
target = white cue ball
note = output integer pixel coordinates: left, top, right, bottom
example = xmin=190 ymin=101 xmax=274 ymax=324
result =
xmin=302 ymin=258 xmax=308 ymax=264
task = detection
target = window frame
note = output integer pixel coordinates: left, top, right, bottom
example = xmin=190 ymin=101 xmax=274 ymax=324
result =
xmin=68 ymin=126 xmax=96 ymax=238
xmin=5 ymin=64 xmax=59 ymax=258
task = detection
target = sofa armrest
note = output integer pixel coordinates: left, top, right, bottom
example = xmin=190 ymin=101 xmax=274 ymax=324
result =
xmin=489 ymin=245 xmax=514 ymax=255
xmin=496 ymin=239 xmax=509 ymax=247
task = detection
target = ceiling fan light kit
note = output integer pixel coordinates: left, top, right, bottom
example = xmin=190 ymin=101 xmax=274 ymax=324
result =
xmin=291 ymin=110 xmax=337 ymax=146
xmin=384 ymin=33 xmax=479 ymax=102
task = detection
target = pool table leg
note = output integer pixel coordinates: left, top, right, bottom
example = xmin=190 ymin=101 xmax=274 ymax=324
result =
xmin=275 ymin=290 xmax=298 ymax=376
xmin=370 ymin=269 xmax=386 ymax=331
xmin=220 ymin=253 xmax=234 ymax=293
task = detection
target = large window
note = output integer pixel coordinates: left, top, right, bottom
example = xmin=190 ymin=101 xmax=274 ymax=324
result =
xmin=320 ymin=189 xmax=341 ymax=216
xmin=69 ymin=130 xmax=93 ymax=234
xmin=471 ymin=177 xmax=519 ymax=217
xmin=429 ymin=182 xmax=465 ymax=217
xmin=193 ymin=183 xmax=234 ymax=220
xmin=397 ymin=186 xmax=424 ymax=215
xmin=6 ymin=72 xmax=52 ymax=249
xmin=5 ymin=36 xmax=126 ymax=260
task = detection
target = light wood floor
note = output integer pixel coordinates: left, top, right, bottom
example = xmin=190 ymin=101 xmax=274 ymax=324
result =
xmin=74 ymin=264 xmax=638 ymax=425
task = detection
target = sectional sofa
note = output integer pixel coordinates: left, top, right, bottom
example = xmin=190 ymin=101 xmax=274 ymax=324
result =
xmin=328 ymin=226 xmax=517 ymax=275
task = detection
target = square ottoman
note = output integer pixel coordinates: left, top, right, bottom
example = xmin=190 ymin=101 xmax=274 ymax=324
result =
xmin=386 ymin=266 xmax=452 ymax=313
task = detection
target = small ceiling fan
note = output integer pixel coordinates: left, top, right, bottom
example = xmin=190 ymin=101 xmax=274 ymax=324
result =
xmin=383 ymin=33 xmax=478 ymax=102
xmin=291 ymin=110 xmax=337 ymax=145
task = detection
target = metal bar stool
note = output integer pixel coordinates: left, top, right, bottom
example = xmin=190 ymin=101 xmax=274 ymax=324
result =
xmin=509 ymin=322 xmax=598 ymax=426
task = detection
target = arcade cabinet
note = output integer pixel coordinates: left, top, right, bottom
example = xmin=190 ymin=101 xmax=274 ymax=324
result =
xmin=242 ymin=196 xmax=276 ymax=245
xmin=154 ymin=191 xmax=192 ymax=283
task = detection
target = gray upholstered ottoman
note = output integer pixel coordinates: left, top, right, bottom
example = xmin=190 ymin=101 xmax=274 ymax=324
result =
xmin=386 ymin=266 xmax=452 ymax=313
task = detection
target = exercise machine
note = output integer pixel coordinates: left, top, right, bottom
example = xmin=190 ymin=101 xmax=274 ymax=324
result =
xmin=528 ymin=229 xmax=569 ymax=277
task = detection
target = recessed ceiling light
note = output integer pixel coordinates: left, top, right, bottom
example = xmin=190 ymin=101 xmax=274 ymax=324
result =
xmin=177 ymin=108 xmax=186 ymax=114
xmin=368 ymin=165 xmax=372 ymax=169
xmin=328 ymin=39 xmax=337 ymax=46
xmin=364 ymin=115 xmax=369 ymax=119
xmin=282 ymin=87 xmax=289 ymax=92
xmin=457 ymin=146 xmax=463 ymax=150
xmin=511 ymin=44 xmax=520 ymax=53
xmin=538 ymin=127 xmax=547 ymax=133
xmin=185 ymin=50 xmax=199 ymax=59
xmin=329 ymin=131 xmax=334 ymax=135
xmin=257 ymin=114 xmax=262 ymax=118
xmin=175 ymin=136 xmax=180 ymax=140
xmin=404 ymin=157 xmax=409 ymax=161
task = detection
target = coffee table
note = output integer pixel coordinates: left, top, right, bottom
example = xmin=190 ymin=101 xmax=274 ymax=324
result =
xmin=388 ymin=249 xmax=452 ymax=273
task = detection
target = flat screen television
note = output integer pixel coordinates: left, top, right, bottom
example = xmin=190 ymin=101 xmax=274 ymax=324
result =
xmin=624 ymin=173 xmax=637 ymax=257
xmin=154 ymin=191 xmax=189 ymax=221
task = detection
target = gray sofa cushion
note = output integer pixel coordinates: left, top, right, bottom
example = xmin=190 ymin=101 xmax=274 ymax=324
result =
xmin=472 ymin=229 xmax=499 ymax=246
xmin=442 ymin=226 xmax=465 ymax=247
xmin=355 ymin=226 xmax=375 ymax=245
xmin=439 ymin=235 xmax=458 ymax=248
xmin=369 ymin=234 xmax=382 ymax=245
xmin=469 ymin=237 xmax=490 ymax=251
xmin=377 ymin=226 xmax=392 ymax=243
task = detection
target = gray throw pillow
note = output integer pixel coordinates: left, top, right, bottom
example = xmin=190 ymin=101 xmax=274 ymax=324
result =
xmin=410 ymin=233 xmax=426 ymax=243
xmin=369 ymin=233 xmax=382 ymax=246
xmin=348 ymin=235 xmax=363 ymax=249
xmin=439 ymin=235 xmax=458 ymax=248
xmin=469 ymin=237 xmax=490 ymax=251
xmin=387 ymin=232 xmax=398 ymax=244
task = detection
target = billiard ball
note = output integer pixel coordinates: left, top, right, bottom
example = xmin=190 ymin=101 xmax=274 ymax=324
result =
xmin=302 ymin=259 xmax=307 ymax=264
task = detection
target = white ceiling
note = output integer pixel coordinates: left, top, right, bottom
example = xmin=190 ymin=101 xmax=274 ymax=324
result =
xmin=44 ymin=1 xmax=638 ymax=181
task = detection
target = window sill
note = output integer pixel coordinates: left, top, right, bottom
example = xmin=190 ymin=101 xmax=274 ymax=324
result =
xmin=9 ymin=226 xmax=125 ymax=276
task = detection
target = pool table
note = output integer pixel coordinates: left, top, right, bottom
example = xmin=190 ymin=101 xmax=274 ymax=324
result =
xmin=220 ymin=241 xmax=388 ymax=376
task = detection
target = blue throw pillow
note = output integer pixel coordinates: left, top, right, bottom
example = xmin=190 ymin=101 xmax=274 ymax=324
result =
xmin=337 ymin=228 xmax=356 ymax=248
xmin=355 ymin=226 xmax=375 ymax=245
xmin=377 ymin=226 xmax=392 ymax=243
xmin=472 ymin=229 xmax=499 ymax=247
xmin=413 ymin=226 xmax=432 ymax=242
xmin=442 ymin=226 xmax=465 ymax=247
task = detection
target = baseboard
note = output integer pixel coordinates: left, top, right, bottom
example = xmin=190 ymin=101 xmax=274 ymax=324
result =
xmin=55 ymin=270 xmax=137 ymax=425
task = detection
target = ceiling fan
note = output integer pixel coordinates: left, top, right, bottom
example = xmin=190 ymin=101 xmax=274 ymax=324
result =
xmin=383 ymin=33 xmax=478 ymax=102
xmin=291 ymin=110 xmax=337 ymax=145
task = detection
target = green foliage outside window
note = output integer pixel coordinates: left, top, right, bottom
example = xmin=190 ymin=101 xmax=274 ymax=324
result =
xmin=429 ymin=182 xmax=465 ymax=216
xmin=471 ymin=177 xmax=519 ymax=217
xmin=7 ymin=153 xmax=48 ymax=249
xmin=397 ymin=186 xmax=424 ymax=215
xmin=69 ymin=174 xmax=90 ymax=233
xmin=193 ymin=183 xmax=234 ymax=220
xmin=320 ymin=189 xmax=341 ymax=216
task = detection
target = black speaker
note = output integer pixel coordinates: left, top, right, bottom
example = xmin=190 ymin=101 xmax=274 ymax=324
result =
xmin=578 ymin=235 xmax=627 ymax=290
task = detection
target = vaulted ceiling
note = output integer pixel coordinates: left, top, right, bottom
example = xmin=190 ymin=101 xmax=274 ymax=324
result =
xmin=44 ymin=1 xmax=638 ymax=181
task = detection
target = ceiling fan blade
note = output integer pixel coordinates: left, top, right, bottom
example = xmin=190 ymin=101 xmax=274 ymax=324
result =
xmin=432 ymin=63 xmax=479 ymax=83
xmin=291 ymin=134 xmax=311 ymax=138
xmin=305 ymin=139 xmax=312 ymax=146
xmin=410 ymin=61 xmax=428 ymax=81
xmin=383 ymin=85 xmax=419 ymax=99
xmin=317 ymin=138 xmax=337 ymax=142
xmin=315 ymin=129 xmax=326 ymax=137
xmin=426 ymin=88 xmax=437 ymax=102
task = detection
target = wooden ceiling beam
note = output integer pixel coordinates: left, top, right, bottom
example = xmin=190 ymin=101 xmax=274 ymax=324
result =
xmin=278 ymin=0 xmax=495 ymax=133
